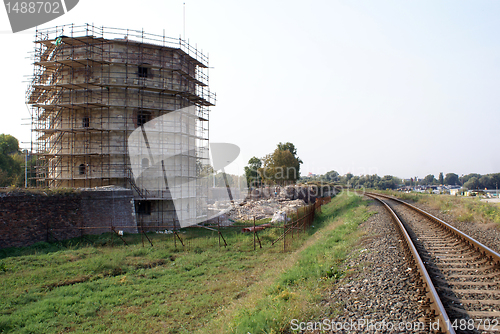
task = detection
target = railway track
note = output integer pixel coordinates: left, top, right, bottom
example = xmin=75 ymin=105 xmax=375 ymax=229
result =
xmin=365 ymin=192 xmax=500 ymax=334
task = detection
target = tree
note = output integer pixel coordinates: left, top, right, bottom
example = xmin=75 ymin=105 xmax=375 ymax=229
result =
xmin=324 ymin=170 xmax=339 ymax=182
xmin=276 ymin=142 xmax=303 ymax=177
xmin=423 ymin=174 xmax=435 ymax=185
xmin=377 ymin=175 xmax=398 ymax=190
xmin=461 ymin=173 xmax=481 ymax=186
xmin=260 ymin=143 xmax=302 ymax=185
xmin=479 ymin=175 xmax=493 ymax=189
xmin=277 ymin=142 xmax=299 ymax=157
xmin=438 ymin=172 xmax=444 ymax=185
xmin=464 ymin=177 xmax=479 ymax=190
xmin=490 ymin=173 xmax=500 ymax=190
xmin=0 ymin=134 xmax=19 ymax=155
xmin=338 ymin=173 xmax=354 ymax=185
xmin=444 ymin=173 xmax=459 ymax=186
xmin=244 ymin=157 xmax=262 ymax=188
xmin=359 ymin=174 xmax=380 ymax=189
xmin=13 ymin=151 xmax=37 ymax=187
xmin=350 ymin=175 xmax=360 ymax=187
xmin=0 ymin=134 xmax=22 ymax=187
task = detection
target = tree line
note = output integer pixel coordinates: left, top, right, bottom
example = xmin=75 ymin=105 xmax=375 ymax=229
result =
xmin=301 ymin=171 xmax=500 ymax=190
xmin=300 ymin=171 xmax=402 ymax=190
xmin=400 ymin=173 xmax=500 ymax=190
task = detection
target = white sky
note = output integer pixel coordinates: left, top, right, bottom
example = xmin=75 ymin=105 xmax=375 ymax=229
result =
xmin=1 ymin=0 xmax=499 ymax=179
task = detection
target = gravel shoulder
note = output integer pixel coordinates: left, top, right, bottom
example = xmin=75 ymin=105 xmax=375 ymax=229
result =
xmin=305 ymin=198 xmax=427 ymax=334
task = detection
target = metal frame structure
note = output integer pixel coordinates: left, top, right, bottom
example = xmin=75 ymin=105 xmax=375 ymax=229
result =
xmin=27 ymin=23 xmax=215 ymax=229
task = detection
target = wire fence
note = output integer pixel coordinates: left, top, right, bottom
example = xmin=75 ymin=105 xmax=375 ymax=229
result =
xmin=270 ymin=196 xmax=331 ymax=251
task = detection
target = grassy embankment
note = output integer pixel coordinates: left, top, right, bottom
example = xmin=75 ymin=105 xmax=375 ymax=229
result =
xmin=381 ymin=190 xmax=500 ymax=227
xmin=0 ymin=192 xmax=372 ymax=333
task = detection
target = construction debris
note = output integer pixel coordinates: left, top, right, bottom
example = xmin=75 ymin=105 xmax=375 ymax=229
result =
xmin=225 ymin=198 xmax=306 ymax=221
xmin=206 ymin=185 xmax=336 ymax=225
xmin=270 ymin=211 xmax=290 ymax=223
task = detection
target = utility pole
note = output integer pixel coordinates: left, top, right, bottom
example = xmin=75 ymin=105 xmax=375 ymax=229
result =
xmin=24 ymin=150 xmax=28 ymax=188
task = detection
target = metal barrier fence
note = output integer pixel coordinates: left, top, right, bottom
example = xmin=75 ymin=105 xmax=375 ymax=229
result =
xmin=271 ymin=196 xmax=332 ymax=251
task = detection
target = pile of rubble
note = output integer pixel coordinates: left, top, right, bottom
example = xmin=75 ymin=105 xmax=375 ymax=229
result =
xmin=226 ymin=198 xmax=306 ymax=221
xmin=206 ymin=184 xmax=335 ymax=225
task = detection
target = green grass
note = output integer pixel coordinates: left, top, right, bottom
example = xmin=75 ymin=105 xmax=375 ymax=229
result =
xmin=0 ymin=230 xmax=283 ymax=333
xmin=216 ymin=193 xmax=373 ymax=334
xmin=0 ymin=193 xmax=372 ymax=334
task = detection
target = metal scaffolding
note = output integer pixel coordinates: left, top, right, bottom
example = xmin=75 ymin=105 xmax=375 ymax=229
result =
xmin=26 ymin=23 xmax=215 ymax=229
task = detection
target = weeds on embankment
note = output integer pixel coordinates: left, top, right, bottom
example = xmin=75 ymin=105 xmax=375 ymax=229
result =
xmin=0 ymin=193 xmax=372 ymax=334
xmin=384 ymin=191 xmax=500 ymax=227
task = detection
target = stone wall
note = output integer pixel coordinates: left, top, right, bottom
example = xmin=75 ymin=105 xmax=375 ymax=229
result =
xmin=0 ymin=187 xmax=137 ymax=249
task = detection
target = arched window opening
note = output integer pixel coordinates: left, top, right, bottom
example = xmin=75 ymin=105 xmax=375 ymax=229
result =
xmin=79 ymin=163 xmax=86 ymax=175
xmin=142 ymin=158 xmax=149 ymax=168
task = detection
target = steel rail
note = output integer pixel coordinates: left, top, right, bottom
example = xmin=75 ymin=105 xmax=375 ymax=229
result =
xmin=365 ymin=193 xmax=456 ymax=334
xmin=368 ymin=192 xmax=500 ymax=266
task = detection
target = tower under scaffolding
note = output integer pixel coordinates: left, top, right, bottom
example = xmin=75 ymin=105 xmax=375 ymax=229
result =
xmin=26 ymin=24 xmax=215 ymax=229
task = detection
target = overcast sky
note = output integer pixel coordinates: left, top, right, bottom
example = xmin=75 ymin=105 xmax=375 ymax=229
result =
xmin=1 ymin=0 xmax=499 ymax=179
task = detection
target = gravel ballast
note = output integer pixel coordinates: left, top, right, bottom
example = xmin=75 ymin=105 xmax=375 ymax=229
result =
xmin=296 ymin=194 xmax=500 ymax=334
xmin=406 ymin=199 xmax=500 ymax=254
xmin=301 ymin=198 xmax=427 ymax=334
